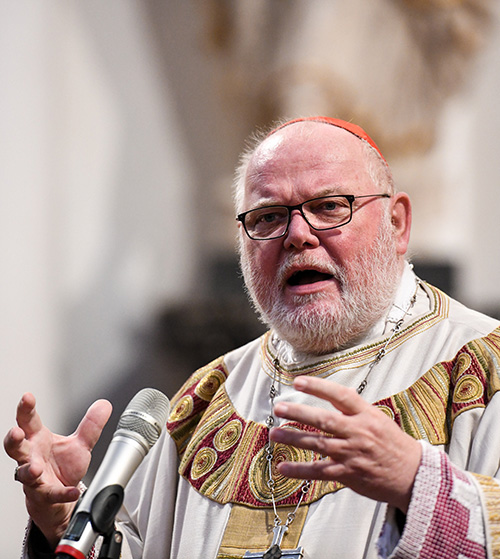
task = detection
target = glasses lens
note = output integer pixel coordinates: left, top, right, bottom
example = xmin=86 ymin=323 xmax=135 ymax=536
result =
xmin=303 ymin=196 xmax=352 ymax=229
xmin=244 ymin=206 xmax=289 ymax=239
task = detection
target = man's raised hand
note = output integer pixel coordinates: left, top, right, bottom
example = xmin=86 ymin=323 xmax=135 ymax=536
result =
xmin=3 ymin=392 xmax=112 ymax=548
xmin=269 ymin=376 xmax=422 ymax=513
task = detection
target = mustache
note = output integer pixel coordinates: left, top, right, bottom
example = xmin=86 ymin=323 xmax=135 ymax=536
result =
xmin=276 ymin=254 xmax=347 ymax=287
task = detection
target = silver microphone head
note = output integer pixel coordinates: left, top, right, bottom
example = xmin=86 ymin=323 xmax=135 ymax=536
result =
xmin=115 ymin=388 xmax=170 ymax=451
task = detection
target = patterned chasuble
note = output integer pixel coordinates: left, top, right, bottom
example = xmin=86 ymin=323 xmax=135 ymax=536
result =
xmin=166 ymin=327 xmax=500 ymax=509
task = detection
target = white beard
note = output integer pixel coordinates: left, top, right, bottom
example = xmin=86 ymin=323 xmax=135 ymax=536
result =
xmin=240 ymin=218 xmax=403 ymax=355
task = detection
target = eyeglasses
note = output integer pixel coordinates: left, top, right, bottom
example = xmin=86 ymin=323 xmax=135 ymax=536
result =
xmin=237 ymin=193 xmax=391 ymax=240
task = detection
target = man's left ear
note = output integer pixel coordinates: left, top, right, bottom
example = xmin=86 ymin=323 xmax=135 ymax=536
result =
xmin=390 ymin=193 xmax=412 ymax=256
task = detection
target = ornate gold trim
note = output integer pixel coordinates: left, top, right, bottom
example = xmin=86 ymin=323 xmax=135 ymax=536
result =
xmin=472 ymin=474 xmax=500 ymax=558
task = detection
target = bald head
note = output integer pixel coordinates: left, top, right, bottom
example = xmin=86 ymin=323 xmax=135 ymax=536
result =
xmin=233 ymin=118 xmax=394 ymax=215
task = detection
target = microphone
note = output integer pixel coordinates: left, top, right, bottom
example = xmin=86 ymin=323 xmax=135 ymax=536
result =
xmin=55 ymin=388 xmax=170 ymax=559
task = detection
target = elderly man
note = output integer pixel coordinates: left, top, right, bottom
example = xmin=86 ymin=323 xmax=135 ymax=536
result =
xmin=5 ymin=117 xmax=500 ymax=559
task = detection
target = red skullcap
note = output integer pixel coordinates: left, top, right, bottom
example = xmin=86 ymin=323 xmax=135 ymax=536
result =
xmin=269 ymin=116 xmax=387 ymax=164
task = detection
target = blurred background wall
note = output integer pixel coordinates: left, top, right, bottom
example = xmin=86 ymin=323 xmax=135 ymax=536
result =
xmin=2 ymin=1 xmax=500 ymax=555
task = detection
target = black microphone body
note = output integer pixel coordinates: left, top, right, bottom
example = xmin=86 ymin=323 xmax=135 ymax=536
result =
xmin=55 ymin=388 xmax=170 ymax=559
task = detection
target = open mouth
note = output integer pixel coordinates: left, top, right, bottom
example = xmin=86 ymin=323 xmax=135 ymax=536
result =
xmin=287 ymin=270 xmax=334 ymax=286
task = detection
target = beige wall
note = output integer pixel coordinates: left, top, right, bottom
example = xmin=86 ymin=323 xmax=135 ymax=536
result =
xmin=0 ymin=3 xmax=195 ymax=555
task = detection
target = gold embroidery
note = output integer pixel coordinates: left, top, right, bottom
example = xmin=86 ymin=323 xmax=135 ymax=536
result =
xmin=192 ymin=447 xmax=218 ymax=480
xmin=478 ymin=333 xmax=500 ymax=400
xmin=454 ymin=375 xmax=484 ymax=403
xmin=168 ymin=313 xmax=500 ymax=510
xmin=248 ymin=436 xmax=314 ymax=503
xmin=168 ymin=356 xmax=229 ymax=455
xmin=178 ymin=390 xmax=235 ymax=480
xmin=377 ymin=405 xmax=395 ymax=420
xmin=385 ymin=365 xmax=449 ymax=444
xmin=174 ymin=339 xmax=500 ymax=506
xmin=178 ymin=387 xmax=340 ymax=507
xmin=217 ymin=505 xmax=308 ymax=559
xmin=169 ymin=356 xmax=227 ymax=411
xmin=451 ymin=330 xmax=500 ymax=421
xmin=214 ymin=420 xmax=243 ymax=452
xmin=452 ymin=353 xmax=472 ymax=382
xmin=471 ymin=474 xmax=500 ymax=558
xmin=169 ymin=395 xmax=194 ymax=423
xmin=195 ymin=368 xmax=227 ymax=401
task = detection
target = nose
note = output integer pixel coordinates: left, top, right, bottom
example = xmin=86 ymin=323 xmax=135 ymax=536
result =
xmin=283 ymin=210 xmax=320 ymax=250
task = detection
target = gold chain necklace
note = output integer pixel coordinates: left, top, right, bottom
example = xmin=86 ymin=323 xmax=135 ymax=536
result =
xmin=244 ymin=358 xmax=308 ymax=559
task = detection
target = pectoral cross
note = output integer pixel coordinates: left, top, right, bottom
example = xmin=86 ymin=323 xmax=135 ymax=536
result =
xmin=243 ymin=524 xmax=304 ymax=559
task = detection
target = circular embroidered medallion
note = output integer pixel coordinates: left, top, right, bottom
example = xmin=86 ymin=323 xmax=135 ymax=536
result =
xmin=191 ymin=447 xmax=218 ymax=480
xmin=454 ymin=375 xmax=483 ymax=403
xmin=195 ymin=369 xmax=226 ymax=401
xmin=169 ymin=395 xmax=194 ymax=422
xmin=249 ymin=430 xmax=314 ymax=503
xmin=214 ymin=419 xmax=242 ymax=452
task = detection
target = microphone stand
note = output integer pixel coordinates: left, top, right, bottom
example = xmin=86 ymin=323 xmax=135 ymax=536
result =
xmin=97 ymin=528 xmax=122 ymax=559
xmin=55 ymin=485 xmax=124 ymax=559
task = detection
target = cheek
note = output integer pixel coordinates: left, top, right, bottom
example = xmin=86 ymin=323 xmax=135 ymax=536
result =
xmin=246 ymin=242 xmax=280 ymax=278
xmin=256 ymin=250 xmax=275 ymax=278
xmin=331 ymin=214 xmax=384 ymax=254
xmin=319 ymin=231 xmax=354 ymax=263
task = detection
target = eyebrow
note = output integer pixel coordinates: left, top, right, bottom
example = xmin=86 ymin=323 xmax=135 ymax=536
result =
xmin=314 ymin=186 xmax=344 ymax=197
xmin=248 ymin=186 xmax=345 ymax=209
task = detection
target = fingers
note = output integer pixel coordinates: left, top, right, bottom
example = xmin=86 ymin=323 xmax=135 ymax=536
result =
xmin=16 ymin=392 xmax=43 ymax=438
xmin=269 ymin=376 xmax=423 ymax=511
xmin=24 ymin=479 xmax=81 ymax=504
xmin=271 ymin=378 xmax=369 ymax=443
xmin=74 ymin=399 xmax=112 ymax=451
xmin=273 ymin=401 xmax=350 ymax=440
xmin=12 ymin=461 xmax=43 ymax=485
xmin=293 ymin=376 xmax=368 ymax=415
xmin=13 ymin=457 xmax=80 ymax=505
xmin=271 ymin=377 xmax=371 ymax=438
xmin=270 ymin=423 xmax=340 ymax=456
xmin=273 ymin=377 xmax=366 ymax=434
xmin=4 ymin=393 xmax=42 ymax=463
xmin=276 ymin=457 xmax=343 ymax=482
xmin=3 ymin=425 xmax=31 ymax=462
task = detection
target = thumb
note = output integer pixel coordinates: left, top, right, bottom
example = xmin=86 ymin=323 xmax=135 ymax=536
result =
xmin=74 ymin=399 xmax=113 ymax=451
